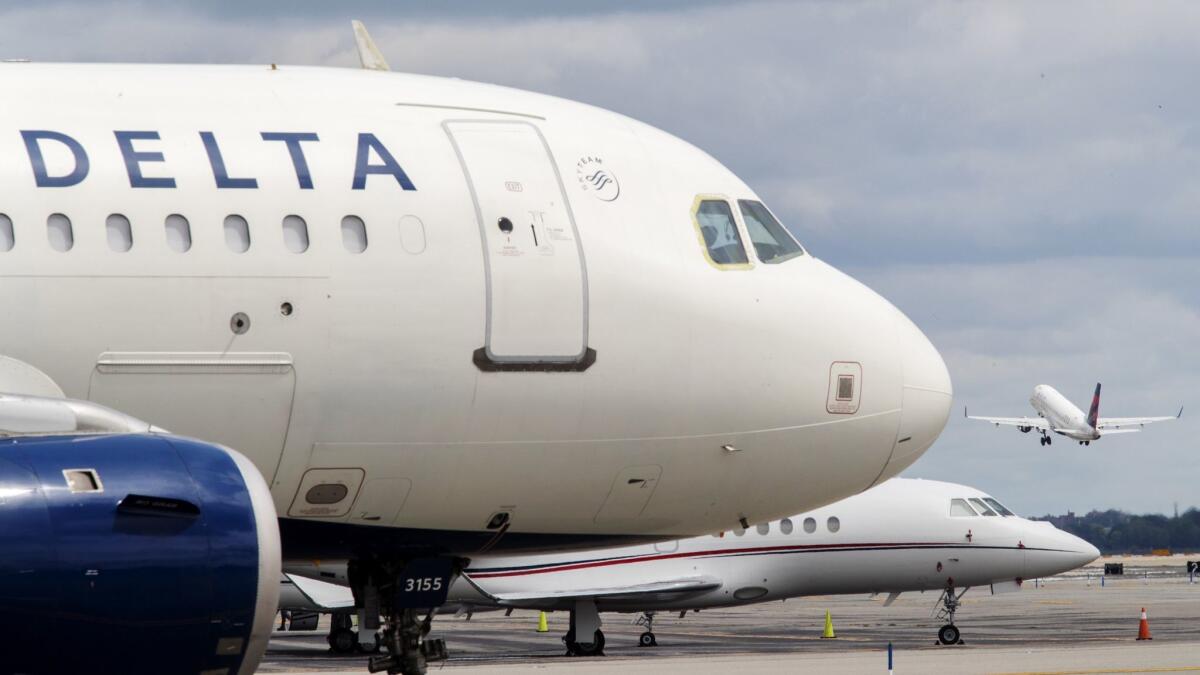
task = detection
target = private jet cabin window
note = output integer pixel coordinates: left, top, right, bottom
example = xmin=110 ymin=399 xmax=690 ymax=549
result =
xmin=780 ymin=517 xmax=794 ymax=535
xmin=106 ymin=214 xmax=132 ymax=252
xmin=803 ymin=517 xmax=817 ymax=533
xmin=950 ymin=498 xmax=977 ymax=517
xmin=738 ymin=200 xmax=804 ymax=264
xmin=165 ymin=214 xmax=192 ymax=253
xmin=0 ymin=214 xmax=13 ymax=252
xmin=692 ymin=199 xmax=749 ymax=267
xmin=47 ymin=213 xmax=74 ymax=252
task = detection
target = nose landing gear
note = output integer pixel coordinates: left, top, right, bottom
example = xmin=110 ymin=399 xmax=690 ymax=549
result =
xmin=934 ymin=585 xmax=968 ymax=645
xmin=636 ymin=611 xmax=658 ymax=647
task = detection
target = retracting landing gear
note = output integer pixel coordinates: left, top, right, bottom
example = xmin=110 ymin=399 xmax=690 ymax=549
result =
xmin=349 ymin=557 xmax=459 ymax=675
xmin=934 ymin=586 xmax=968 ymax=645
xmin=1039 ymin=432 xmax=1052 ymax=447
xmin=636 ymin=611 xmax=658 ymax=647
xmin=563 ymin=598 xmax=605 ymax=656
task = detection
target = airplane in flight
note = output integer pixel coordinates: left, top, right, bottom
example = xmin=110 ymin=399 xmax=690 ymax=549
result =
xmin=0 ymin=23 xmax=951 ymax=675
xmin=967 ymin=383 xmax=1181 ymax=446
xmin=285 ymin=478 xmax=1098 ymax=653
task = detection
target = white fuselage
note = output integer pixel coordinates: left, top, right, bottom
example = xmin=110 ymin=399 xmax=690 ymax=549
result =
xmin=1031 ymin=385 xmax=1097 ymax=441
xmin=449 ymin=478 xmax=1098 ymax=612
xmin=0 ymin=63 xmax=952 ymax=556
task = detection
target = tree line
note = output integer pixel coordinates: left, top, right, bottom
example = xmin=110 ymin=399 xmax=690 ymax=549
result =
xmin=1036 ymin=508 xmax=1200 ymax=554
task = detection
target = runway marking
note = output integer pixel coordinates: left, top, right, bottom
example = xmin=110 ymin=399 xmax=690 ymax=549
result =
xmin=998 ymin=662 xmax=1200 ymax=667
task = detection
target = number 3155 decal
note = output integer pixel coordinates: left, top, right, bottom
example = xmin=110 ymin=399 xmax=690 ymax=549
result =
xmin=403 ymin=577 xmax=443 ymax=593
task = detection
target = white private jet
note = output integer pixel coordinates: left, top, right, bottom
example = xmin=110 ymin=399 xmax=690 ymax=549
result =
xmin=967 ymin=383 xmax=1181 ymax=446
xmin=0 ymin=24 xmax=951 ymax=675
xmin=286 ymin=478 xmax=1098 ymax=653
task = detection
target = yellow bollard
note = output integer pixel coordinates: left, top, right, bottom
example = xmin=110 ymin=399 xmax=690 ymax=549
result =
xmin=820 ymin=610 xmax=837 ymax=639
xmin=537 ymin=611 xmax=549 ymax=633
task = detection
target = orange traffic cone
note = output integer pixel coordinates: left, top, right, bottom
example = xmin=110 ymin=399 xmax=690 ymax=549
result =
xmin=1137 ymin=607 xmax=1152 ymax=641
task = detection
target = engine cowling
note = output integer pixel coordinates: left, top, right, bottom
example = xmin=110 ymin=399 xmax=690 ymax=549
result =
xmin=0 ymin=432 xmax=280 ymax=675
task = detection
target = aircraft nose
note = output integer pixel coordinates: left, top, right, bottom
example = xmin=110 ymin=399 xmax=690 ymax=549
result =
xmin=878 ymin=315 xmax=953 ymax=478
xmin=1026 ymin=525 xmax=1101 ymax=577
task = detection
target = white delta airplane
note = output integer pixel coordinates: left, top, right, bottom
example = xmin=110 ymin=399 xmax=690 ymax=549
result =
xmin=967 ymin=383 xmax=1181 ymax=446
xmin=0 ymin=23 xmax=951 ymax=675
xmin=285 ymin=478 xmax=1098 ymax=653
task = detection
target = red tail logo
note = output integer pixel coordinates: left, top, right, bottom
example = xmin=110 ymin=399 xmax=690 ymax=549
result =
xmin=1087 ymin=383 xmax=1101 ymax=428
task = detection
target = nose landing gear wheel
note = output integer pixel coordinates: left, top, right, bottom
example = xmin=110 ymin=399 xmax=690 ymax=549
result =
xmin=639 ymin=631 xmax=657 ymax=647
xmin=564 ymin=629 xmax=606 ymax=656
xmin=329 ymin=627 xmax=357 ymax=654
xmin=937 ymin=623 xmax=962 ymax=645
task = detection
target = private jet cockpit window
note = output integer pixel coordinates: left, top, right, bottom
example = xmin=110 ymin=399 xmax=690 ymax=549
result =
xmin=969 ymin=498 xmax=998 ymax=516
xmin=983 ymin=497 xmax=1015 ymax=516
xmin=950 ymin=498 xmax=977 ymax=517
xmin=693 ymin=199 xmax=750 ymax=266
xmin=738 ymin=200 xmax=804 ymax=264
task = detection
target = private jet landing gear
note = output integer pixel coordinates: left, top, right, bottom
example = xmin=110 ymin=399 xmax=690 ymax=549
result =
xmin=934 ymin=586 xmax=968 ymax=646
xmin=350 ymin=557 xmax=458 ymax=675
xmin=636 ymin=612 xmax=658 ymax=647
xmin=328 ymin=613 xmax=357 ymax=654
xmin=563 ymin=598 xmax=605 ymax=656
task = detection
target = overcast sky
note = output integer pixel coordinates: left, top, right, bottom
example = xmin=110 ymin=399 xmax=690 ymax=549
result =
xmin=5 ymin=1 xmax=1195 ymax=515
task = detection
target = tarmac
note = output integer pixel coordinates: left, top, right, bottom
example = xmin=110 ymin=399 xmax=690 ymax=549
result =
xmin=260 ymin=558 xmax=1200 ymax=674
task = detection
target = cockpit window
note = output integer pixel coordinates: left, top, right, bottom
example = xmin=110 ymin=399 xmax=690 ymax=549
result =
xmin=969 ymin=498 xmax=997 ymax=516
xmin=983 ymin=497 xmax=1015 ymax=517
xmin=950 ymin=498 xmax=977 ymax=517
xmin=738 ymin=200 xmax=804 ymax=264
xmin=692 ymin=199 xmax=750 ymax=267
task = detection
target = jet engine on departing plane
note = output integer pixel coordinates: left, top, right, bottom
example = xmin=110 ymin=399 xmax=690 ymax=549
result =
xmin=0 ymin=396 xmax=279 ymax=675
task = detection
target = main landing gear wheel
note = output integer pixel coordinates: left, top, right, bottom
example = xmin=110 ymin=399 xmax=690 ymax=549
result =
xmin=937 ymin=623 xmax=961 ymax=645
xmin=639 ymin=631 xmax=658 ymax=647
xmin=329 ymin=627 xmax=357 ymax=654
xmin=564 ymin=629 xmax=605 ymax=656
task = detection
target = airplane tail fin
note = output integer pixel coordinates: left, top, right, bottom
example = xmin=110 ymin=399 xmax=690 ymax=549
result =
xmin=1087 ymin=383 xmax=1101 ymax=429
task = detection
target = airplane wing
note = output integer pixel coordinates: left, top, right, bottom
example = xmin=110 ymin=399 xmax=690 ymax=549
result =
xmin=464 ymin=574 xmax=721 ymax=606
xmin=1097 ymin=409 xmax=1182 ymax=430
xmin=965 ymin=411 xmax=1049 ymax=430
xmin=285 ymin=573 xmax=356 ymax=611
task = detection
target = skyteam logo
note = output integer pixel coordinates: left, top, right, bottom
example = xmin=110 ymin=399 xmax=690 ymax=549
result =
xmin=575 ymin=156 xmax=620 ymax=202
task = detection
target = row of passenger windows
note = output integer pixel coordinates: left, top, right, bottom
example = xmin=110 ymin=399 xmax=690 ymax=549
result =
xmin=0 ymin=213 xmax=371 ymax=254
xmin=693 ymin=198 xmax=805 ymax=267
xmin=950 ymin=497 xmax=1016 ymax=518
xmin=720 ymin=515 xmax=841 ymax=538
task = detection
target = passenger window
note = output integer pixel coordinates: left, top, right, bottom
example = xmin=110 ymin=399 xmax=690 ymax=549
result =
xmin=950 ymin=498 xmax=977 ymax=517
xmin=692 ymin=198 xmax=749 ymax=267
xmin=165 ymin=214 xmax=192 ymax=253
xmin=341 ymin=215 xmax=368 ymax=253
xmin=827 ymin=516 xmax=841 ymax=533
xmin=224 ymin=215 xmax=250 ymax=253
xmin=803 ymin=517 xmax=816 ymax=533
xmin=756 ymin=522 xmax=770 ymax=535
xmin=282 ymin=215 xmax=309 ymax=254
xmin=738 ymin=200 xmax=803 ymax=264
xmin=47 ymin=213 xmax=73 ymax=252
xmin=0 ymin=214 xmax=13 ymax=252
xmin=780 ymin=518 xmax=793 ymax=535
xmin=733 ymin=525 xmax=746 ymax=537
xmin=106 ymin=214 xmax=132 ymax=252
xmin=969 ymin=498 xmax=997 ymax=516
xmin=983 ymin=498 xmax=1015 ymax=517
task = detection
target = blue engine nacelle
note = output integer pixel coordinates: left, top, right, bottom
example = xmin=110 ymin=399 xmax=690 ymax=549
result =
xmin=0 ymin=433 xmax=280 ymax=675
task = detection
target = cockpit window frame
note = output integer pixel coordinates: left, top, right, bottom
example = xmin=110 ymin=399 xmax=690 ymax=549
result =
xmin=950 ymin=498 xmax=977 ymax=517
xmin=690 ymin=194 xmax=753 ymax=271
xmin=736 ymin=199 xmax=805 ymax=265
xmin=983 ymin=497 xmax=1015 ymax=517
xmin=969 ymin=497 xmax=998 ymax=516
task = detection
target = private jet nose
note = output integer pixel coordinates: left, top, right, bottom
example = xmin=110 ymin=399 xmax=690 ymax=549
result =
xmin=877 ymin=314 xmax=953 ymax=480
xmin=1024 ymin=522 xmax=1101 ymax=577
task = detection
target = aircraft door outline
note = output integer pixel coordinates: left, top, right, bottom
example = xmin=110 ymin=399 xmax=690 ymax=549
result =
xmin=443 ymin=119 xmax=594 ymax=371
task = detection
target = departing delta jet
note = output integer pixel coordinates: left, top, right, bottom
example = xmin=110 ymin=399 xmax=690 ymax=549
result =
xmin=0 ymin=23 xmax=952 ymax=675
xmin=967 ymin=384 xmax=1180 ymax=446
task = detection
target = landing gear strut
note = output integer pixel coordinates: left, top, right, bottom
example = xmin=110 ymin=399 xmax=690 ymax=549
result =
xmin=934 ymin=586 xmax=968 ymax=645
xmin=563 ymin=598 xmax=605 ymax=656
xmin=349 ymin=557 xmax=459 ymax=675
xmin=636 ymin=611 xmax=658 ymax=647
xmin=1039 ymin=432 xmax=1052 ymax=446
